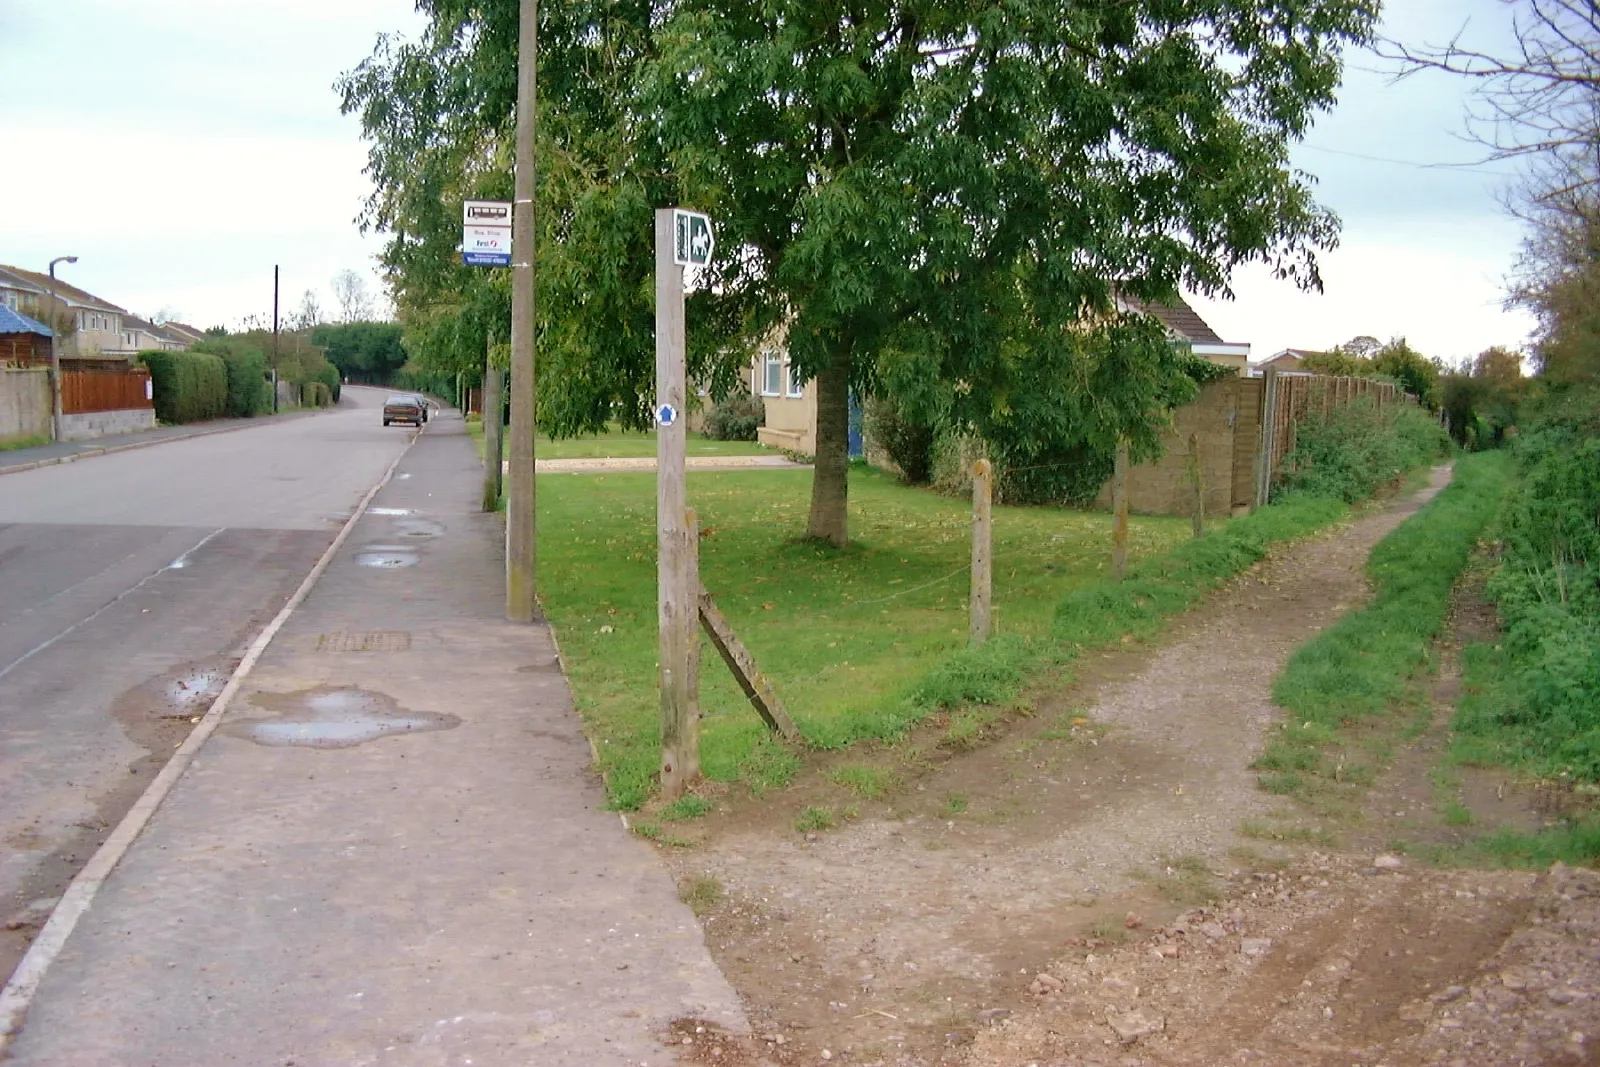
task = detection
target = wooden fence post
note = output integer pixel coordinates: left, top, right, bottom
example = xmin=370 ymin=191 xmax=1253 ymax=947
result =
xmin=970 ymin=458 xmax=992 ymax=645
xmin=1112 ymin=440 xmax=1130 ymax=579
xmin=1187 ymin=433 xmax=1204 ymax=539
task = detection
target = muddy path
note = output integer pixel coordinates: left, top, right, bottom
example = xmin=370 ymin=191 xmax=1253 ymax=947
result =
xmin=658 ymin=469 xmax=1527 ymax=1060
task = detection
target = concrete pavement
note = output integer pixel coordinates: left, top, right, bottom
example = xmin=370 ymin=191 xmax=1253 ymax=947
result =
xmin=2 ymin=408 xmax=747 ymax=1065
xmin=0 ymin=388 xmax=414 ymax=980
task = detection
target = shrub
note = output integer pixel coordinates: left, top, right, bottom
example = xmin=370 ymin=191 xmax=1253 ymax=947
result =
xmin=865 ymin=396 xmax=936 ymax=483
xmin=704 ymin=393 xmax=764 ymax=440
xmin=1273 ymin=399 xmax=1450 ymax=505
xmin=192 ymin=338 xmax=271 ymax=417
xmin=139 ymin=350 xmax=227 ymax=424
xmin=315 ymin=362 xmax=342 ymax=403
xmin=1462 ymin=388 xmax=1600 ymax=780
xmin=301 ymin=381 xmax=332 ymax=408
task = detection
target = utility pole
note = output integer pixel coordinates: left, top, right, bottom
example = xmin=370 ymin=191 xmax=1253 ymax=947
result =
xmin=271 ymin=266 xmax=280 ymax=414
xmin=506 ymin=0 xmax=539 ymax=621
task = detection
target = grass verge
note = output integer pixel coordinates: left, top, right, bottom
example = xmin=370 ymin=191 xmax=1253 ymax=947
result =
xmin=1254 ymin=452 xmax=1512 ymax=805
xmin=0 ymin=433 xmax=51 ymax=452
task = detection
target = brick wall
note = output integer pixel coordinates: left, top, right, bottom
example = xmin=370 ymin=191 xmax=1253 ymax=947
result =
xmin=1097 ymin=378 xmax=1253 ymax=517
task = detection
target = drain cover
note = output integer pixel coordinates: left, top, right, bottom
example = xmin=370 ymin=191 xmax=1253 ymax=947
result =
xmin=315 ymin=631 xmax=413 ymax=653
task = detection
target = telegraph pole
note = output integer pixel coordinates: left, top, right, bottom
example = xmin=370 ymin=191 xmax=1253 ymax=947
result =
xmin=271 ymin=266 xmax=280 ymax=414
xmin=506 ymin=0 xmax=539 ymax=621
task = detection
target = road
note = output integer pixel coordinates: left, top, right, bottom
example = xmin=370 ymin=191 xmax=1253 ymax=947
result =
xmin=0 ymin=387 xmax=411 ymax=977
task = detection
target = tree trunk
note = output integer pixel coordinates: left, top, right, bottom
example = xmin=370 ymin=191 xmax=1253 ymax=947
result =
xmin=805 ymin=346 xmax=851 ymax=547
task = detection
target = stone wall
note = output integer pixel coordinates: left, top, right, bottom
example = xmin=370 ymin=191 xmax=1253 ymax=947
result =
xmin=0 ymin=367 xmax=51 ymax=443
xmin=60 ymin=407 xmax=157 ymax=440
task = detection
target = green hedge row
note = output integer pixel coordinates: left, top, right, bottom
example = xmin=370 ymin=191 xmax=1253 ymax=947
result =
xmin=139 ymin=350 xmax=228 ymax=424
xmin=301 ymin=381 xmax=333 ymax=408
xmin=192 ymin=338 xmax=272 ymax=418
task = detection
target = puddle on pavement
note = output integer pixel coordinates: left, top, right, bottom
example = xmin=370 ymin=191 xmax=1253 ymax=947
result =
xmin=354 ymin=544 xmax=419 ymax=568
xmin=112 ymin=659 xmax=235 ymax=725
xmin=369 ymin=507 xmax=413 ymax=516
xmin=227 ymin=687 xmax=459 ymax=749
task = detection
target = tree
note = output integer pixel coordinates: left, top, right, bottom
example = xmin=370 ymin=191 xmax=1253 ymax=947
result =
xmin=343 ymin=0 xmax=1376 ymax=545
xmin=151 ymin=305 xmax=182 ymax=326
xmin=294 ymin=289 xmax=323 ymax=331
xmin=311 ymin=321 xmax=408 ymax=384
xmin=331 ymin=270 xmax=375 ymax=323
xmin=1384 ymin=1 xmax=1600 ymax=207
xmin=1371 ymin=337 xmax=1441 ymax=407
xmin=1336 ymin=334 xmax=1383 ymax=359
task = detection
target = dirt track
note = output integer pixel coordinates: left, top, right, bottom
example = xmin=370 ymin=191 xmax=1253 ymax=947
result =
xmin=655 ymin=468 xmax=1600 ymax=1067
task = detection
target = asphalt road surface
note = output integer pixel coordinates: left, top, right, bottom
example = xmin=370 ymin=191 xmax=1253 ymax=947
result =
xmin=0 ymin=387 xmax=412 ymax=977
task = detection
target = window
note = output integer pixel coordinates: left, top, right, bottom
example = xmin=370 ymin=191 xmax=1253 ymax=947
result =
xmin=77 ymin=312 xmax=86 ymax=329
xmin=784 ymin=361 xmax=805 ymax=398
xmin=1 ymin=291 xmax=15 ymax=310
xmin=761 ymin=349 xmax=782 ymax=396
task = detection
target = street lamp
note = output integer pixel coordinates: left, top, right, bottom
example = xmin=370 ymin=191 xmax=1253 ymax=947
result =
xmin=47 ymin=255 xmax=78 ymax=443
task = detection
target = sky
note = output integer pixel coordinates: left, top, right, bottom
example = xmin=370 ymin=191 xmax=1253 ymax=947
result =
xmin=0 ymin=0 xmax=1538 ymax=366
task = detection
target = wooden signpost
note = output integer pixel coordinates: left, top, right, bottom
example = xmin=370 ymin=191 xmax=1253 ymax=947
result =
xmin=656 ymin=208 xmax=795 ymax=798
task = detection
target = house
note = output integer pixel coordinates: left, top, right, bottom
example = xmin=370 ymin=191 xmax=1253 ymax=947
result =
xmin=747 ymin=296 xmax=1251 ymax=453
xmin=119 ymin=314 xmax=187 ymax=353
xmin=0 ymin=305 xmax=52 ymax=366
xmin=160 ymin=322 xmax=207 ymax=347
xmin=1116 ymin=294 xmax=1252 ymax=372
xmin=0 ymin=267 xmax=48 ymax=319
xmin=0 ymin=265 xmax=130 ymax=362
xmin=1253 ymin=348 xmax=1321 ymax=375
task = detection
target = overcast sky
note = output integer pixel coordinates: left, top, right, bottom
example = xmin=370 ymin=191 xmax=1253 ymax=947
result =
xmin=0 ymin=0 xmax=1536 ymax=366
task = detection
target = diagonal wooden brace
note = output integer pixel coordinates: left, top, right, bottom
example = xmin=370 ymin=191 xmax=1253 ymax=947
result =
xmin=697 ymin=585 xmax=800 ymax=742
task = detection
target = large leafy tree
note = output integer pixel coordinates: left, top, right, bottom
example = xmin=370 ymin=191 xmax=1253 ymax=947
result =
xmin=343 ymin=0 xmax=1375 ymax=545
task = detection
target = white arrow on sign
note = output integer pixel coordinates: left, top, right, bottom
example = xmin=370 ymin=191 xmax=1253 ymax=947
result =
xmin=672 ymin=209 xmax=714 ymax=268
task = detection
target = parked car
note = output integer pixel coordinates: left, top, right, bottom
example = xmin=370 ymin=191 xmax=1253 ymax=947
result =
xmin=382 ymin=395 xmax=428 ymax=427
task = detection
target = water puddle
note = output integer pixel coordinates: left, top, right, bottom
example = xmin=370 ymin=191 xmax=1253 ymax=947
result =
xmin=369 ymin=507 xmax=413 ymax=516
xmin=354 ymin=544 xmax=419 ymax=568
xmin=227 ymin=688 xmax=459 ymax=749
xmin=162 ymin=666 xmax=228 ymax=717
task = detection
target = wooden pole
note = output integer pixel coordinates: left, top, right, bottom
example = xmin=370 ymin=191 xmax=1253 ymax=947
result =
xmin=970 ymin=457 xmax=993 ymax=646
xmin=481 ymin=334 xmax=504 ymax=513
xmin=1187 ymin=432 xmax=1204 ymax=539
xmin=505 ymin=0 xmax=539 ymax=621
xmin=657 ymin=208 xmax=698 ymax=798
xmin=1112 ymin=439 xmax=1130 ymax=579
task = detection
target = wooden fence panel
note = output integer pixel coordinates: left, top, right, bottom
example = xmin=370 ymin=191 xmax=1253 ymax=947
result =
xmin=62 ymin=369 xmax=153 ymax=414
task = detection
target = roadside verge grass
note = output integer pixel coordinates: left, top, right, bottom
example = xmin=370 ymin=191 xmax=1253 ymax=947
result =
xmin=1255 ymin=452 xmax=1512 ymax=801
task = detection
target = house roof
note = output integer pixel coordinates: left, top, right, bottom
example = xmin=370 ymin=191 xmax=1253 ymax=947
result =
xmin=1260 ymin=348 xmax=1320 ymax=365
xmin=0 ymin=305 xmax=53 ymax=337
xmin=1118 ymin=294 xmax=1227 ymax=345
xmin=0 ymin=265 xmax=125 ymax=313
xmin=161 ymin=321 xmax=206 ymax=343
xmin=0 ymin=267 xmax=46 ymax=296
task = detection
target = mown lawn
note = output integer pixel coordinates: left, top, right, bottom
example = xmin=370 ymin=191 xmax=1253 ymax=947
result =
xmin=537 ymin=465 xmax=1192 ymax=808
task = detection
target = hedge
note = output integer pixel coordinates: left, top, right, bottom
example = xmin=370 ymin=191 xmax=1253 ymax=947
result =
xmin=315 ymin=362 xmax=341 ymax=403
xmin=301 ymin=381 xmax=332 ymax=408
xmin=140 ymin=350 xmax=228 ymax=424
xmin=192 ymin=339 xmax=271 ymax=418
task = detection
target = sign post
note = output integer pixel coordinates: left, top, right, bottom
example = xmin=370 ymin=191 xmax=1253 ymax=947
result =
xmin=657 ymin=207 xmax=712 ymax=799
